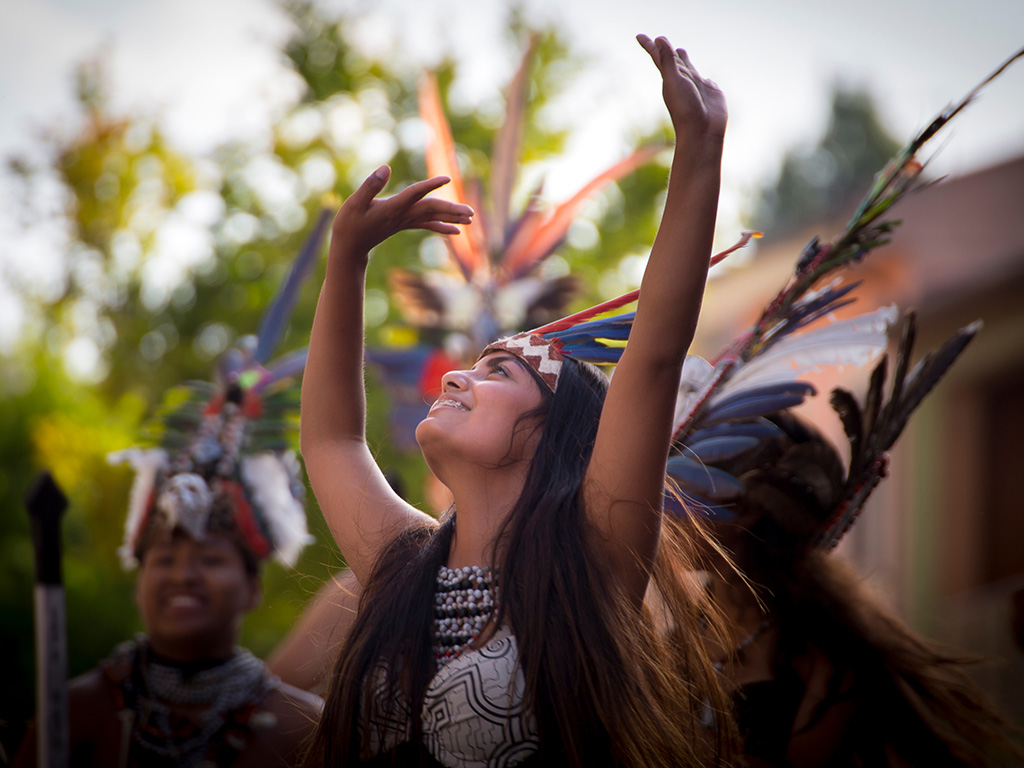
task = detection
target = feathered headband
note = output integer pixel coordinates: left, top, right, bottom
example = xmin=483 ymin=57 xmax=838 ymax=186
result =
xmin=108 ymin=208 xmax=332 ymax=569
xmin=662 ymin=47 xmax=1024 ymax=548
xmin=480 ymin=233 xmax=759 ymax=391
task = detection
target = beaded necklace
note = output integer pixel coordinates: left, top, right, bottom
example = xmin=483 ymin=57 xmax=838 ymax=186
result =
xmin=433 ymin=565 xmax=497 ymax=661
xmin=102 ymin=636 xmax=274 ymax=768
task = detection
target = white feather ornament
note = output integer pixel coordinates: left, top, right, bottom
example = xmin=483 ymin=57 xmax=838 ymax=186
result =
xmin=241 ymin=452 xmax=313 ymax=567
xmin=718 ymin=305 xmax=898 ymax=398
xmin=108 ymin=448 xmax=169 ymax=568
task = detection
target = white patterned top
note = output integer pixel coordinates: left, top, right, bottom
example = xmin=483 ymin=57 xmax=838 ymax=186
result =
xmin=369 ymin=626 xmax=540 ymax=767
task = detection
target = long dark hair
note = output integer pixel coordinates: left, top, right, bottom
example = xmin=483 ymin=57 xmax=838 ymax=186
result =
xmin=304 ymin=357 xmax=732 ymax=767
xmin=715 ymin=413 xmax=1021 ymax=766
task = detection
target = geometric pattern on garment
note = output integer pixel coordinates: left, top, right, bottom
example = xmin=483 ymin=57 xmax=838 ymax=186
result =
xmin=422 ymin=626 xmax=540 ymax=767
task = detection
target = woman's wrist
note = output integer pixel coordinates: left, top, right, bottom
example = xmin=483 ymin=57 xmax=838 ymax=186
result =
xmin=328 ymin=235 xmax=371 ymax=271
xmin=672 ymin=132 xmax=724 ymax=168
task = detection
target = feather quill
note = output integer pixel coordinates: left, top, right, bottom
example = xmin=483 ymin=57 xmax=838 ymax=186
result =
xmin=817 ymin=314 xmax=981 ymax=547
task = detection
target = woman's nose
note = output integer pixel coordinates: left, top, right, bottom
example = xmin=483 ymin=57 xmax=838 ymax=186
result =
xmin=441 ymin=369 xmax=469 ymax=391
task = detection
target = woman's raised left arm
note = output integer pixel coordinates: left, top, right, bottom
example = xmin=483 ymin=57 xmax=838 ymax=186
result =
xmin=584 ymin=35 xmax=726 ymax=603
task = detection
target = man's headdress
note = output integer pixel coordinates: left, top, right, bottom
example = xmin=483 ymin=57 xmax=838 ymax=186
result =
xmin=109 ymin=210 xmax=332 ymax=568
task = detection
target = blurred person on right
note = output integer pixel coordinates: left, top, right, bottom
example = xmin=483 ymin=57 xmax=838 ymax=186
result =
xmin=662 ymin=59 xmax=1024 ymax=759
xmin=669 ymin=309 xmax=1022 ymax=766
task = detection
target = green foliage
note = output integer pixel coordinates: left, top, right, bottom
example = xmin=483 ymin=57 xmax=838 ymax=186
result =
xmin=752 ymin=86 xmax=901 ymax=235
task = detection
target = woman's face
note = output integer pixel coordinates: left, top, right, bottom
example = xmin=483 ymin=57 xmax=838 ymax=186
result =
xmin=135 ymin=529 xmax=261 ymax=662
xmin=416 ymin=352 xmax=548 ymax=475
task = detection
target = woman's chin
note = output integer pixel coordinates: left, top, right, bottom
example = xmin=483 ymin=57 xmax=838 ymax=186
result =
xmin=415 ymin=421 xmax=446 ymax=465
xmin=414 ymin=417 xmax=435 ymax=449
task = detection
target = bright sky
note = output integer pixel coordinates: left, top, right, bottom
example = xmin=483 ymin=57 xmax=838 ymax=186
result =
xmin=0 ymin=0 xmax=1022 ymax=354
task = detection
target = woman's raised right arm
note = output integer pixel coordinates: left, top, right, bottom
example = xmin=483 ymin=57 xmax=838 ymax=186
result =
xmin=300 ymin=167 xmax=473 ymax=582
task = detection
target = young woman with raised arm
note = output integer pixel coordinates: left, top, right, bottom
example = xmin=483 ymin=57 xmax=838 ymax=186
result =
xmin=299 ymin=34 xmax=734 ymax=768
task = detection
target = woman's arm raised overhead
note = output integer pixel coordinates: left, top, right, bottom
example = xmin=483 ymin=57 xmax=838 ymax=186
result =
xmin=584 ymin=35 xmax=727 ymax=603
xmin=300 ymin=167 xmax=473 ymax=582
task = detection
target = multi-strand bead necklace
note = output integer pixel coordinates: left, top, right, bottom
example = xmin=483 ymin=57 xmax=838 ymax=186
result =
xmin=433 ymin=564 xmax=497 ymax=661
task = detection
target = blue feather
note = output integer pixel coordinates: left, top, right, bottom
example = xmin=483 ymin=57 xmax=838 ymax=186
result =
xmin=685 ymin=420 xmax=783 ymax=447
xmin=703 ymin=392 xmax=812 ymax=426
xmin=261 ymin=348 xmax=309 ymax=388
xmin=254 ymin=207 xmax=332 ymax=363
xmin=561 ymin=346 xmax=624 ymax=364
xmin=687 ymin=435 xmax=761 ymax=463
xmin=710 ymin=381 xmax=817 ymax=413
xmin=666 ymin=456 xmax=746 ymax=500
xmin=688 ymin=501 xmax=738 ymax=522
xmin=758 ymin=282 xmax=861 ymax=349
xmin=556 ymin=327 xmax=632 ymax=344
xmin=779 ymin=298 xmax=858 ymax=339
xmin=544 ymin=311 xmax=635 ymax=340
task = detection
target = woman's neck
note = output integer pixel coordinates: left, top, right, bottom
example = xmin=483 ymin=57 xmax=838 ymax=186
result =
xmin=444 ymin=469 xmax=527 ymax=568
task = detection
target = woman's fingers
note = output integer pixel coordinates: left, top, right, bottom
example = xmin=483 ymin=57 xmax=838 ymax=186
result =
xmin=420 ymin=221 xmax=463 ymax=236
xmin=393 ymin=174 xmax=455 ymax=207
xmin=404 ymin=197 xmax=475 ymax=225
xmin=638 ymin=34 xmax=674 ymax=71
xmin=636 ymin=33 xmax=656 ymax=59
xmin=348 ymin=164 xmax=392 ymax=209
xmin=677 ymin=48 xmax=696 ymax=75
xmin=639 ymin=33 xmax=726 ymax=133
xmin=407 ymin=201 xmax=473 ymax=228
xmin=640 ymin=35 xmax=698 ymax=93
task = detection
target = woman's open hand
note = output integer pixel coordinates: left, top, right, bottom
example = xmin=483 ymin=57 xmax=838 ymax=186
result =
xmin=637 ymin=34 xmax=727 ymax=146
xmin=331 ymin=166 xmax=474 ymax=260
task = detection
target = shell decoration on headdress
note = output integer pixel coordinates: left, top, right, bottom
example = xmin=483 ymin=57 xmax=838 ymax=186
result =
xmin=662 ymin=48 xmax=1024 ymax=548
xmin=109 ymin=208 xmax=333 ymax=569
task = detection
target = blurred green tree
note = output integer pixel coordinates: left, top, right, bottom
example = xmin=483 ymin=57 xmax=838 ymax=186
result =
xmin=751 ymin=85 xmax=901 ymax=235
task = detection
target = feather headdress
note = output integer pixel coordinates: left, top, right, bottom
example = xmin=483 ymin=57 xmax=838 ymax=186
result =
xmin=480 ymin=230 xmax=758 ymax=390
xmin=109 ymin=208 xmax=331 ymax=569
xmin=663 ymin=46 xmax=1024 ymax=546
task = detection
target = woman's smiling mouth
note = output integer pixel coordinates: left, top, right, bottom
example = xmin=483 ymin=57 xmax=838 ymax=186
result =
xmin=431 ymin=396 xmax=469 ymax=412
